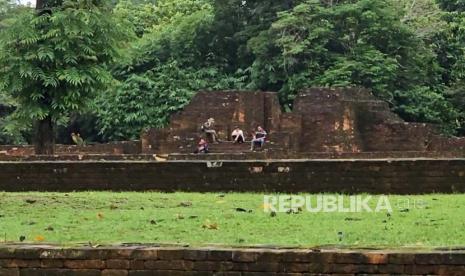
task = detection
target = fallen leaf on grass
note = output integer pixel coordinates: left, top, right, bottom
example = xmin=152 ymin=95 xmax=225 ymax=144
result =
xmin=202 ymin=219 xmax=219 ymax=230
xmin=34 ymin=235 xmax=45 ymax=242
xmin=97 ymin=213 xmax=104 ymax=219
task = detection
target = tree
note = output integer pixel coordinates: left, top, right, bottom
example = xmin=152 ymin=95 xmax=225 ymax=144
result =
xmin=95 ymin=0 xmax=245 ymax=140
xmin=437 ymin=0 xmax=465 ymax=12
xmin=247 ymin=0 xmax=459 ymax=132
xmin=0 ymin=0 xmax=130 ymax=153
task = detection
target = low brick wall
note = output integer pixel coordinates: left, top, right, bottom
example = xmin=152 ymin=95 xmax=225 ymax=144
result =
xmin=0 ymin=141 xmax=141 ymax=156
xmin=0 ymin=159 xmax=464 ymax=194
xmin=0 ymin=245 xmax=464 ymax=275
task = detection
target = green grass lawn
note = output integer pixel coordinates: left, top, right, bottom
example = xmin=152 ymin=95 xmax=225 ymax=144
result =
xmin=0 ymin=192 xmax=464 ymax=248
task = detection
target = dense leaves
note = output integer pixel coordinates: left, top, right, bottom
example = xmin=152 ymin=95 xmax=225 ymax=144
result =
xmin=0 ymin=0 xmax=130 ymax=148
xmin=1 ymin=0 xmax=465 ymax=144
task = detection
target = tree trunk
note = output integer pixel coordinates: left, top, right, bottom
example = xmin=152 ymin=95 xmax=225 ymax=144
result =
xmin=34 ymin=116 xmax=55 ymax=155
xmin=34 ymin=0 xmax=54 ymax=155
xmin=36 ymin=0 xmax=44 ymax=10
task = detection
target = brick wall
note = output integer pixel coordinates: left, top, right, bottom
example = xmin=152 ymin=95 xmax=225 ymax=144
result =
xmin=0 ymin=141 xmax=141 ymax=156
xmin=0 ymin=159 xmax=464 ymax=194
xmin=0 ymin=245 xmax=464 ymax=275
xmin=142 ymin=88 xmax=465 ymax=156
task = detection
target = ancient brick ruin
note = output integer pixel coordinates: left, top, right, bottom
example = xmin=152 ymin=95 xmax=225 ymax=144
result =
xmin=141 ymin=87 xmax=465 ymax=157
xmin=1 ymin=88 xmax=465 ymax=193
xmin=2 ymin=87 xmax=465 ymax=159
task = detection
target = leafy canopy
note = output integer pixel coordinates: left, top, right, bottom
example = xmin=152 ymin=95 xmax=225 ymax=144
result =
xmin=0 ymin=0 xmax=131 ymax=130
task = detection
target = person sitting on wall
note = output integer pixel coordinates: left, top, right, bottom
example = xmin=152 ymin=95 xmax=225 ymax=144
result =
xmin=231 ymin=126 xmax=245 ymax=144
xmin=194 ymin=138 xmax=209 ymax=154
xmin=250 ymin=126 xmax=267 ymax=151
xmin=201 ymin=117 xmax=219 ymax=143
xmin=71 ymin=132 xmax=85 ymax=146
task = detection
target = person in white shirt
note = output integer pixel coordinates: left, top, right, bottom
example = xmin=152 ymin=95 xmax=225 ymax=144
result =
xmin=231 ymin=126 xmax=245 ymax=144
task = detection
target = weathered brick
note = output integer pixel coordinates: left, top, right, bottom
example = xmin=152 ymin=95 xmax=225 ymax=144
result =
xmin=415 ymin=253 xmax=465 ymax=265
xmin=19 ymin=268 xmax=101 ymax=276
xmin=415 ymin=253 xmax=444 ymax=264
xmin=207 ymin=250 xmax=233 ymax=261
xmin=40 ymin=259 xmax=64 ymax=268
xmin=0 ymin=259 xmax=40 ymax=268
xmin=0 ymin=247 xmax=16 ymax=259
xmin=102 ymin=269 xmax=129 ymax=276
xmin=214 ymin=272 xmax=241 ymax=276
xmin=241 ymin=272 xmax=278 ymax=276
xmin=128 ymin=270 xmax=196 ymax=276
xmin=283 ymin=251 xmax=335 ymax=264
xmin=0 ymin=259 xmax=15 ymax=268
xmin=106 ymin=259 xmax=130 ymax=269
xmin=246 ymin=262 xmax=283 ymax=272
xmin=183 ymin=249 xmax=207 ymax=261
xmin=59 ymin=248 xmax=110 ymax=260
xmin=12 ymin=247 xmax=43 ymax=259
xmin=129 ymin=260 xmax=145 ymax=270
xmin=232 ymin=251 xmax=257 ymax=262
xmin=332 ymin=253 xmax=366 ymax=264
xmin=437 ymin=265 xmax=465 ymax=275
xmin=388 ymin=253 xmax=415 ymax=264
xmin=63 ymin=259 xmax=105 ymax=269
xmin=106 ymin=247 xmax=140 ymax=259
xmin=156 ymin=248 xmax=185 ymax=260
xmin=0 ymin=268 xmax=19 ymax=276
xmin=144 ymin=260 xmax=193 ymax=270
xmin=255 ymin=251 xmax=283 ymax=263
xmin=364 ymin=253 xmax=388 ymax=264
xmin=130 ymin=248 xmax=158 ymax=260
xmin=444 ymin=253 xmax=465 ymax=265
xmin=376 ymin=264 xmax=405 ymax=274
xmin=192 ymin=261 xmax=233 ymax=271
xmin=328 ymin=264 xmax=377 ymax=274
xmin=404 ymin=264 xmax=438 ymax=274
xmin=283 ymin=262 xmax=310 ymax=273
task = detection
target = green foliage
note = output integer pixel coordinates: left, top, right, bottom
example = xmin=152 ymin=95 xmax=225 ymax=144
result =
xmin=96 ymin=2 xmax=249 ymax=140
xmin=3 ymin=0 xmax=465 ymax=142
xmin=114 ymin=0 xmax=211 ymax=37
xmin=96 ymin=63 xmax=199 ymax=140
xmin=437 ymin=0 xmax=465 ymax=12
xmin=247 ymin=0 xmax=460 ymax=132
xmin=433 ymin=11 xmax=465 ymax=134
xmin=0 ymin=0 xmax=131 ymax=138
xmin=392 ymin=0 xmax=446 ymax=39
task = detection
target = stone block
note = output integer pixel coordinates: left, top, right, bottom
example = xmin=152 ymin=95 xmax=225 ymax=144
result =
xmin=102 ymin=269 xmax=129 ymax=276
xmin=63 ymin=259 xmax=105 ymax=269
xmin=106 ymin=259 xmax=130 ymax=269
